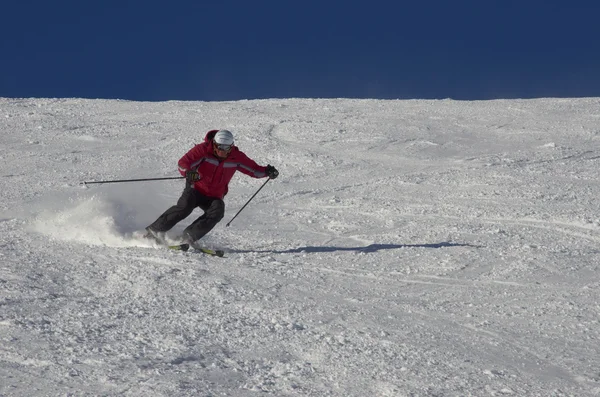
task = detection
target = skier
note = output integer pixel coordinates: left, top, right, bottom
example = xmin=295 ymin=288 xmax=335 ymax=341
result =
xmin=145 ymin=129 xmax=279 ymax=245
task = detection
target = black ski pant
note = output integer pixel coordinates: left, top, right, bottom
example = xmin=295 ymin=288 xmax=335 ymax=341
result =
xmin=147 ymin=186 xmax=225 ymax=242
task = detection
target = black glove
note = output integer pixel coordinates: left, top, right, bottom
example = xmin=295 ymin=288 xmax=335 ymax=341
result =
xmin=185 ymin=170 xmax=200 ymax=183
xmin=266 ymin=164 xmax=279 ymax=179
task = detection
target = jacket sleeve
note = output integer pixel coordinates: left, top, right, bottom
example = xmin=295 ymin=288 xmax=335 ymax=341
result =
xmin=235 ymin=151 xmax=268 ymax=178
xmin=178 ymin=144 xmax=209 ymax=176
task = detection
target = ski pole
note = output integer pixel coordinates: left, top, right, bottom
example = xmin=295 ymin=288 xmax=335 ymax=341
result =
xmin=226 ymin=178 xmax=271 ymax=227
xmin=81 ymin=176 xmax=185 ymax=185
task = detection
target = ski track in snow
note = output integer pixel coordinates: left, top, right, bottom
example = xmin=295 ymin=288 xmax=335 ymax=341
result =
xmin=1 ymin=97 xmax=600 ymax=396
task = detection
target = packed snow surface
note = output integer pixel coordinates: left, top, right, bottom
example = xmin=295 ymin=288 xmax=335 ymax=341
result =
xmin=1 ymin=97 xmax=600 ymax=396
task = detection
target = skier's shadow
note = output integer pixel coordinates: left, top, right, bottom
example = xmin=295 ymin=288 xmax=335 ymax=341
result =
xmin=231 ymin=241 xmax=480 ymax=254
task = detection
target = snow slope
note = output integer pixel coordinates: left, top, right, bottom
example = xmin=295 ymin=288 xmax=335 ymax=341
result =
xmin=1 ymin=97 xmax=600 ymax=396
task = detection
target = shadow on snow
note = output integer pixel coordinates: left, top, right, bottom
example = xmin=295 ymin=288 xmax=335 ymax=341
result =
xmin=231 ymin=241 xmax=480 ymax=254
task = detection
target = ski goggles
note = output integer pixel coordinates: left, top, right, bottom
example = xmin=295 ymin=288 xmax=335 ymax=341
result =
xmin=213 ymin=142 xmax=233 ymax=152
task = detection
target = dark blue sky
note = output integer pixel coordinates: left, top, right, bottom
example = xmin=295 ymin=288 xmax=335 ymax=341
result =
xmin=1 ymin=0 xmax=599 ymax=101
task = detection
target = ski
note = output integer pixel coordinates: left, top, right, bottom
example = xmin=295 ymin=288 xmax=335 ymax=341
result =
xmin=167 ymin=243 xmax=225 ymax=257
xmin=195 ymin=247 xmax=226 ymax=257
xmin=167 ymin=243 xmax=190 ymax=251
xmin=143 ymin=231 xmax=225 ymax=257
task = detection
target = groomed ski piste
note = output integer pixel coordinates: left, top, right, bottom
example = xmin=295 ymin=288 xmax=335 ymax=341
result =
xmin=1 ymin=97 xmax=599 ymax=396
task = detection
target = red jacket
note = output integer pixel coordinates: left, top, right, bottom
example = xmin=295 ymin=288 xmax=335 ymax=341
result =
xmin=178 ymin=130 xmax=268 ymax=199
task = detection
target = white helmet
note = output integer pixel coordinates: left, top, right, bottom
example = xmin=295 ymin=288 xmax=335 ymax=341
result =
xmin=214 ymin=129 xmax=234 ymax=146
